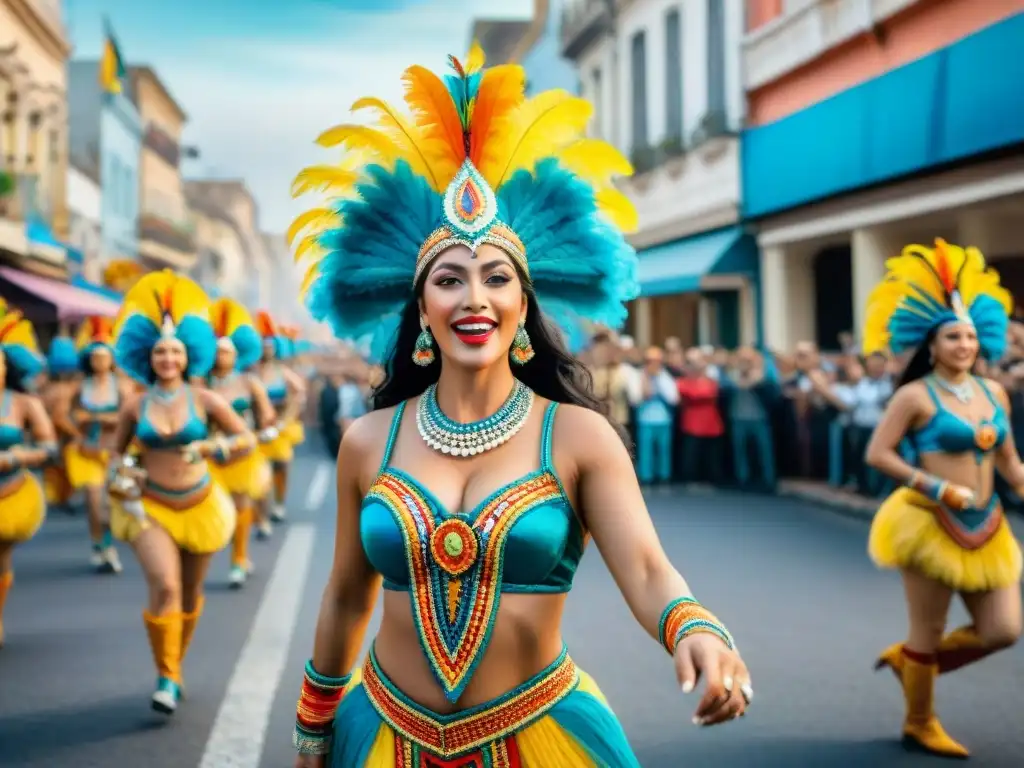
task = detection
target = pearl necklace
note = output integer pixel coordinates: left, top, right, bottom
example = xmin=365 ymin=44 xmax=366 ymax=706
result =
xmin=932 ymin=373 xmax=973 ymax=404
xmin=416 ymin=380 xmax=534 ymax=457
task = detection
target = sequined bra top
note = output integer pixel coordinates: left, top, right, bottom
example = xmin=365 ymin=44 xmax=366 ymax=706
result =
xmin=265 ymin=368 xmax=287 ymax=405
xmin=136 ymin=387 xmax=209 ymax=449
xmin=79 ymin=377 xmax=120 ymax=443
xmin=359 ymin=399 xmax=584 ymax=702
xmin=911 ymin=376 xmax=1008 ymax=458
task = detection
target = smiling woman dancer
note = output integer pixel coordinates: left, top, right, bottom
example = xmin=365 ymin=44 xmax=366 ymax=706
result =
xmin=254 ymin=312 xmax=306 ymax=526
xmin=288 ymin=47 xmax=753 ymax=767
xmin=0 ymin=302 xmax=57 ymax=647
xmin=107 ymin=271 xmax=252 ymax=715
xmin=865 ymin=240 xmax=1023 ymax=759
xmin=56 ymin=316 xmax=130 ymax=573
xmin=205 ymin=297 xmax=278 ymax=588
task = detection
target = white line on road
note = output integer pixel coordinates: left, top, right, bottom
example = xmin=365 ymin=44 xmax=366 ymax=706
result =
xmin=198 ymin=524 xmax=316 ymax=768
xmin=304 ymin=461 xmax=333 ymax=511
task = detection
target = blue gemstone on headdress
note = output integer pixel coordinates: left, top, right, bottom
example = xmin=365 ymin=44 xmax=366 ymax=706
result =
xmin=460 ymin=185 xmax=477 ymax=215
xmin=443 ymin=159 xmax=497 ymax=239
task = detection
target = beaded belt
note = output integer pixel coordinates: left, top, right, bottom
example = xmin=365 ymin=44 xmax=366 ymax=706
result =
xmin=361 ymin=646 xmax=579 ymax=759
xmin=908 ymin=489 xmax=1003 ymax=550
xmin=142 ymin=476 xmax=213 ymax=511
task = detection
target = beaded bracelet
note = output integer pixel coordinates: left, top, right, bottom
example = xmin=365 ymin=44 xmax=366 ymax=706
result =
xmin=908 ymin=470 xmax=969 ymax=509
xmin=658 ymin=597 xmax=735 ymax=656
xmin=293 ymin=660 xmax=351 ymax=755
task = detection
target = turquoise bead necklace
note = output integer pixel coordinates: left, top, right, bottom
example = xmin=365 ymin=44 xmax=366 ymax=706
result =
xmin=416 ymin=379 xmax=534 ymax=457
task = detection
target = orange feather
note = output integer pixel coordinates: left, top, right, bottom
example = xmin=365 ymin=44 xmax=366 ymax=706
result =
xmin=402 ymin=65 xmax=466 ymax=166
xmin=469 ymin=65 xmax=526 ymax=167
xmin=934 ymin=238 xmax=955 ymax=293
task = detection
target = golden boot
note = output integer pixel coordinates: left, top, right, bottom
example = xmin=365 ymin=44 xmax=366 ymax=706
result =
xmin=177 ymin=596 xmax=204 ymax=699
xmin=901 ymin=651 xmax=969 ymax=758
xmin=0 ymin=571 xmax=13 ymax=647
xmin=143 ymin=610 xmax=183 ymax=714
xmin=875 ymin=625 xmax=991 ymax=681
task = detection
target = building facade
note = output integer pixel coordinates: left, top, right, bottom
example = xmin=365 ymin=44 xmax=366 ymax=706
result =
xmin=513 ymin=0 xmax=578 ymax=95
xmin=259 ymin=232 xmax=309 ymax=330
xmin=67 ymin=59 xmax=143 ymax=274
xmin=127 ymin=66 xmax=195 ymax=273
xmin=65 ymin=161 xmax=101 ymax=282
xmin=0 ymin=0 xmax=72 ymax=279
xmin=562 ymin=0 xmax=757 ymax=349
xmin=742 ymin=0 xmax=1024 ymax=352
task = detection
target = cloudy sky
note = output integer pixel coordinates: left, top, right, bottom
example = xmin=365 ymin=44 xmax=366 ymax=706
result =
xmin=66 ymin=0 xmax=533 ymax=233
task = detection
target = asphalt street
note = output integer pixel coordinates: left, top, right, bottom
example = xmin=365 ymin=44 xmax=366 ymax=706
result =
xmin=1 ymin=442 xmax=1022 ymax=768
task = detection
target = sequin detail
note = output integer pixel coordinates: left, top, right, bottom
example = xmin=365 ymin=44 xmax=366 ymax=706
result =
xmin=444 ymin=160 xmax=497 ymax=239
xmin=366 ymin=472 xmax=562 ymax=702
xmin=364 ymin=648 xmax=577 ymax=760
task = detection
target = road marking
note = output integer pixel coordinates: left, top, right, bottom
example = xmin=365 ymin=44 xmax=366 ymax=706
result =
xmin=198 ymin=524 xmax=316 ymax=768
xmin=304 ymin=461 xmax=333 ymax=511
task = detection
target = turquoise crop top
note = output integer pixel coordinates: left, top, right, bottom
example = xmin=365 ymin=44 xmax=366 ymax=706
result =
xmin=231 ymin=394 xmax=251 ymax=415
xmin=265 ymin=368 xmax=287 ymax=405
xmin=136 ymin=387 xmax=208 ymax=449
xmin=911 ymin=376 xmax=1008 ymax=459
xmin=0 ymin=390 xmax=23 ymax=452
xmin=80 ymin=377 xmax=120 ymax=444
xmin=359 ymin=399 xmax=584 ymax=702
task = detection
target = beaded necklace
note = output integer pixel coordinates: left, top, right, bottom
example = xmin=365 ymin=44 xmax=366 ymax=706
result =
xmin=416 ymin=380 xmax=533 ymax=457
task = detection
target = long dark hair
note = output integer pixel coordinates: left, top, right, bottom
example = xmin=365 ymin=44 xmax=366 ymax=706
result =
xmin=372 ymin=284 xmax=629 ymax=447
xmin=898 ymin=334 xmax=935 ymax=389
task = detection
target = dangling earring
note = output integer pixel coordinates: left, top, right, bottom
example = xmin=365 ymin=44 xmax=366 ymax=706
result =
xmin=510 ymin=322 xmax=535 ymax=366
xmin=413 ymin=318 xmax=435 ymax=366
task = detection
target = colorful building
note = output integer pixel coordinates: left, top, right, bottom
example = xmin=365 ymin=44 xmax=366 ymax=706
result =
xmin=510 ymin=0 xmax=578 ymax=95
xmin=742 ymin=0 xmax=1024 ymax=351
xmin=561 ymin=0 xmax=758 ymax=349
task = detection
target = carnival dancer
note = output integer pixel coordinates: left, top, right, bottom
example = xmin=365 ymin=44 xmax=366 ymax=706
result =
xmin=254 ymin=312 xmax=306 ymax=525
xmin=55 ymin=316 xmax=130 ymax=573
xmin=288 ymin=46 xmax=752 ymax=766
xmin=278 ymin=327 xmax=309 ymax=450
xmin=0 ymin=302 xmax=58 ymax=647
xmin=205 ymin=297 xmax=279 ymax=588
xmin=865 ymin=240 xmax=1023 ymax=758
xmin=107 ymin=271 xmax=253 ymax=714
xmin=41 ymin=332 xmax=80 ymax=512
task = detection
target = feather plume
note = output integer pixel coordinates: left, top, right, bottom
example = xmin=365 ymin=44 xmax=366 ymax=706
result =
xmin=594 ymin=188 xmax=639 ymax=233
xmin=286 ymin=207 xmax=341 ymax=247
xmin=0 ymin=307 xmax=39 ymax=354
xmin=466 ymin=40 xmax=485 ymax=73
xmin=401 ymin=65 xmax=466 ymax=168
xmin=74 ymin=316 xmax=114 ymax=350
xmin=293 ymin=233 xmax=327 ymax=264
xmin=468 ymin=65 xmax=526 ymax=174
xmin=493 ymin=91 xmax=593 ymax=186
xmin=290 ymin=166 xmax=359 ymax=198
xmin=253 ymin=311 xmax=278 ymax=339
xmin=558 ymin=139 xmax=633 ymax=187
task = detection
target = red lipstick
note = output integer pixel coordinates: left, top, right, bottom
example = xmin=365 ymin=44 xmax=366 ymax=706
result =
xmin=451 ymin=316 xmax=497 ymax=346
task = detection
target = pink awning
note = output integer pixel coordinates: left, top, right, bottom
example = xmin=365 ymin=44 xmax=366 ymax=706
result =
xmin=0 ymin=266 xmax=120 ymax=320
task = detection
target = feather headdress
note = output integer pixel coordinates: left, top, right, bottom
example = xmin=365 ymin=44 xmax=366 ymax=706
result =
xmin=253 ymin=310 xmax=290 ymax=360
xmin=210 ymin=298 xmax=262 ymax=372
xmin=291 ymin=42 xmax=639 ymax=361
xmin=74 ymin=315 xmax=116 ymax=374
xmin=112 ymin=270 xmax=217 ymax=384
xmin=0 ymin=299 xmax=44 ymax=387
xmin=863 ymin=239 xmax=1013 ymax=360
xmin=47 ymin=334 xmax=79 ymax=376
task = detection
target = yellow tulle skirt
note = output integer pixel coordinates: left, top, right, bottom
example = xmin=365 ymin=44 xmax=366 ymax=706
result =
xmin=260 ymin=433 xmax=294 ymax=464
xmin=64 ymin=443 xmax=108 ymax=489
xmin=283 ymin=419 xmax=305 ymax=446
xmin=43 ymin=464 xmax=74 ymax=505
xmin=0 ymin=472 xmax=45 ymax=542
xmin=869 ymin=487 xmax=1023 ymax=591
xmin=209 ymin=451 xmax=272 ymax=499
xmin=111 ymin=479 xmax=236 ymax=554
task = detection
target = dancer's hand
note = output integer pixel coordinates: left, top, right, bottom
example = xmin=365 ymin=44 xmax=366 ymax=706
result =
xmin=181 ymin=439 xmax=215 ymax=464
xmin=674 ymin=633 xmax=752 ymax=726
xmin=0 ymin=451 xmax=14 ymax=471
xmin=294 ymin=755 xmax=325 ymax=768
xmin=942 ymin=483 xmax=975 ymax=511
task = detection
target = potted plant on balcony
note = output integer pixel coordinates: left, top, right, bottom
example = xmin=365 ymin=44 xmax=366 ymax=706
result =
xmin=0 ymin=170 xmax=13 ymax=217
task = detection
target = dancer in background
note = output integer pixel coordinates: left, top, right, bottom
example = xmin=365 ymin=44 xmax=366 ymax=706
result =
xmin=0 ymin=302 xmax=58 ymax=647
xmin=107 ymin=271 xmax=251 ymax=715
xmin=205 ymin=297 xmax=279 ymax=588
xmin=288 ymin=46 xmax=750 ymax=766
xmin=865 ymin=240 xmax=1023 ymax=758
xmin=41 ymin=331 xmax=80 ymax=513
xmin=278 ymin=327 xmax=308 ymax=451
xmin=56 ymin=317 xmax=129 ymax=573
xmin=254 ymin=312 xmax=306 ymax=525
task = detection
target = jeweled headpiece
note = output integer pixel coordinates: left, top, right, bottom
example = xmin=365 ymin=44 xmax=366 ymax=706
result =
xmin=289 ymin=43 xmax=640 ymax=360
xmin=863 ymin=239 xmax=1013 ymax=360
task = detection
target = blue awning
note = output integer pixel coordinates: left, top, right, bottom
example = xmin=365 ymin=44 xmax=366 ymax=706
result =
xmin=71 ymin=274 xmax=123 ymax=302
xmin=637 ymin=226 xmax=758 ymax=298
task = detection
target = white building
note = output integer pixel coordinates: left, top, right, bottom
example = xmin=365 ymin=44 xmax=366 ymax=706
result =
xmin=65 ymin=163 xmax=103 ymax=283
xmin=561 ymin=0 xmax=758 ymax=348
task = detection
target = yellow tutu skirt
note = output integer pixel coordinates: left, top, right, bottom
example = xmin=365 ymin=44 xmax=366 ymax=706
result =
xmin=328 ymin=647 xmax=639 ymax=767
xmin=869 ymin=487 xmax=1023 ymax=591
xmin=43 ymin=464 xmax=74 ymax=505
xmin=64 ymin=443 xmax=108 ymax=489
xmin=111 ymin=478 xmax=236 ymax=554
xmin=209 ymin=451 xmax=272 ymax=499
xmin=0 ymin=472 xmax=45 ymax=542
xmin=260 ymin=433 xmax=294 ymax=464
xmin=283 ymin=419 xmax=305 ymax=446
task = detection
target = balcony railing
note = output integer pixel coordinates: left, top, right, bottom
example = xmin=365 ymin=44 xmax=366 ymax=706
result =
xmin=560 ymin=0 xmax=612 ymax=60
xmin=139 ymin=213 xmax=195 ymax=255
xmin=143 ymin=124 xmax=181 ymax=168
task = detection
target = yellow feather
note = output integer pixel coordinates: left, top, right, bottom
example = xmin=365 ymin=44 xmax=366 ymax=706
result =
xmin=352 ymin=96 xmax=457 ymax=191
xmin=209 ymin=298 xmax=256 ymax=338
xmin=557 ymin=139 xmax=633 ymax=187
xmin=0 ymin=312 xmax=39 ymax=354
xmin=595 ymin=188 xmax=639 ymax=233
xmin=494 ymin=91 xmax=593 ymax=186
xmin=117 ymin=271 xmax=211 ymax=335
xmin=291 ymin=166 xmax=359 ymax=199
xmin=315 ymin=123 xmax=402 ymax=165
xmin=286 ymin=208 xmax=340 ymax=246
xmin=466 ymin=40 xmax=485 ymax=73
xmin=299 ymin=263 xmax=319 ymax=298
xmin=293 ymin=233 xmax=325 ymax=264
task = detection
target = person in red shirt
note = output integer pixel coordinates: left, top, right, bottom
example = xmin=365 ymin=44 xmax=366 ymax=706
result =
xmin=676 ymin=348 xmax=725 ymax=484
